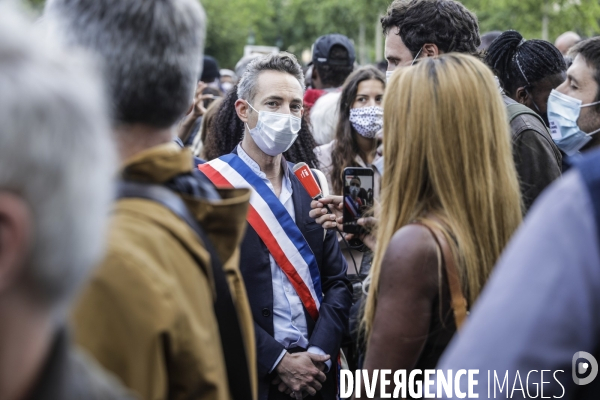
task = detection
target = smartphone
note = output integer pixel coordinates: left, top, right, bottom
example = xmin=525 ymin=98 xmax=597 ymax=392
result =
xmin=343 ymin=167 xmax=374 ymax=234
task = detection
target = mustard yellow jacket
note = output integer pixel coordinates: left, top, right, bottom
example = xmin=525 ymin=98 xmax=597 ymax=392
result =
xmin=72 ymin=143 xmax=256 ymax=400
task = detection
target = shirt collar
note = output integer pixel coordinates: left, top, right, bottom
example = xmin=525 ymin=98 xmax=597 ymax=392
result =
xmin=236 ymin=144 xmax=290 ymax=180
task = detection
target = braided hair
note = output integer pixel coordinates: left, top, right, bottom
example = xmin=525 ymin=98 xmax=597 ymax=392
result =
xmin=204 ymin=84 xmax=319 ymax=168
xmin=485 ymin=30 xmax=566 ymax=95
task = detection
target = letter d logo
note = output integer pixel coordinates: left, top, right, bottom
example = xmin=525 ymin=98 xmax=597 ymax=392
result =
xmin=573 ymin=351 xmax=598 ymax=385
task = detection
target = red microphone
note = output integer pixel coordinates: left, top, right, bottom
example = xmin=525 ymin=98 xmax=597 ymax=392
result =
xmin=293 ymin=162 xmax=323 ymax=200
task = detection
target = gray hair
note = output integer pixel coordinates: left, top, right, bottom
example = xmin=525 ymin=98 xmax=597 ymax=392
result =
xmin=234 ymin=54 xmax=261 ymax=79
xmin=237 ymin=52 xmax=305 ymax=103
xmin=0 ymin=5 xmax=115 ymax=310
xmin=44 ymin=0 xmax=206 ymax=129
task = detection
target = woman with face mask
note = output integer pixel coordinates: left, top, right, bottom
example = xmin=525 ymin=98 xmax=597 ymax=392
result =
xmin=314 ymin=66 xmax=385 ymax=370
xmin=315 ymin=66 xmax=385 ymax=198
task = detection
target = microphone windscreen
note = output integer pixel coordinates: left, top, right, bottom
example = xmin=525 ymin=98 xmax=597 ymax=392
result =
xmin=293 ymin=163 xmax=322 ymax=199
xmin=293 ymin=162 xmax=307 ymax=173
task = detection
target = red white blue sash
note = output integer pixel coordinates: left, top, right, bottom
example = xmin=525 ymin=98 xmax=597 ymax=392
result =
xmin=199 ymin=154 xmax=322 ymax=320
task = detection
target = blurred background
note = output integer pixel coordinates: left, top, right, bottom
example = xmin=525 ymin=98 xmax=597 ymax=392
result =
xmin=25 ymin=0 xmax=600 ymax=69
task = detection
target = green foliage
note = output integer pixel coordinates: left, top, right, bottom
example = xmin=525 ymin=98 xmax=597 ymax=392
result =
xmin=25 ymin=0 xmax=44 ymax=7
xmin=22 ymin=0 xmax=600 ymax=68
xmin=463 ymin=0 xmax=600 ymax=41
xmin=205 ymin=0 xmax=600 ymax=69
xmin=203 ymin=0 xmax=390 ymax=68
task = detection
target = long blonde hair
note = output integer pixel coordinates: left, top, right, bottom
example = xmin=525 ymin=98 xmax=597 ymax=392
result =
xmin=361 ymin=54 xmax=522 ymax=341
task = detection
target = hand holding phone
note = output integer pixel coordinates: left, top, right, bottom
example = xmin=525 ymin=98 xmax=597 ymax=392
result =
xmin=343 ymin=167 xmax=374 ymax=234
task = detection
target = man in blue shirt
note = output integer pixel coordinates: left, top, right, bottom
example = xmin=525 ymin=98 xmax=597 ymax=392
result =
xmin=200 ymin=53 xmax=351 ymax=400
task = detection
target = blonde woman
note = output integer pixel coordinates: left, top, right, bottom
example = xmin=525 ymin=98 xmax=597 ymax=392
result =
xmin=361 ymin=54 xmax=522 ymax=377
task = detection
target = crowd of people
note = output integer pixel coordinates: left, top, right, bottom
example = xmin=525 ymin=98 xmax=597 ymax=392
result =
xmin=1 ymin=0 xmax=600 ymax=399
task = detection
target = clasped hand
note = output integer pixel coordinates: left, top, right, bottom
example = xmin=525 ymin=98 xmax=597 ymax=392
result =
xmin=272 ymin=352 xmax=329 ymax=399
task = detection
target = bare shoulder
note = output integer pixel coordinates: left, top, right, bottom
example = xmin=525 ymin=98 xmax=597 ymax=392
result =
xmin=383 ymin=224 xmax=438 ymax=265
xmin=378 ymin=224 xmax=440 ymax=293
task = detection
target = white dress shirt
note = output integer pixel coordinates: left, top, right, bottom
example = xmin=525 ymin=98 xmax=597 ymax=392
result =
xmin=237 ymin=145 xmax=329 ymax=372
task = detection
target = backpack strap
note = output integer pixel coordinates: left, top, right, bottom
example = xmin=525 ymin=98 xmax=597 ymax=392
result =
xmin=506 ymin=102 xmax=547 ymax=128
xmin=116 ymin=181 xmax=252 ymax=400
xmin=412 ymin=220 xmax=468 ymax=330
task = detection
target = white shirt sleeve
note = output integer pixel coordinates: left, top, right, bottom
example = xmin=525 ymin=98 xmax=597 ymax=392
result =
xmin=307 ymin=346 xmax=332 ymax=372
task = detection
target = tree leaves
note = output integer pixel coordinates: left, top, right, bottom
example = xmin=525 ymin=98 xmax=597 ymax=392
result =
xmin=463 ymin=0 xmax=600 ymax=41
xmin=22 ymin=0 xmax=600 ymax=68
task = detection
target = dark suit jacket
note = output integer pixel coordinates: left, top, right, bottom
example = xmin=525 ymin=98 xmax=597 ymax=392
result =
xmin=234 ymin=150 xmax=352 ymax=400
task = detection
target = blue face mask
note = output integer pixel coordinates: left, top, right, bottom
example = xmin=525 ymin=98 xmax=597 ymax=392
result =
xmin=547 ymin=89 xmax=600 ymax=156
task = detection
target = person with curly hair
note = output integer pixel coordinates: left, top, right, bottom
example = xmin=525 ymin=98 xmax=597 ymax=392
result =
xmin=382 ymin=0 xmax=481 ymax=78
xmin=204 ymin=83 xmax=320 ymax=168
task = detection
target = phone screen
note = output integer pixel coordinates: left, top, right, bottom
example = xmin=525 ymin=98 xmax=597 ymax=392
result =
xmin=343 ymin=167 xmax=374 ymax=233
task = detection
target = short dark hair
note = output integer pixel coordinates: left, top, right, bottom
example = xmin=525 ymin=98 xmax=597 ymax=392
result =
xmin=485 ymin=30 xmax=566 ymax=95
xmin=569 ymin=37 xmax=600 ymax=106
xmin=381 ymin=0 xmax=481 ymax=57
xmin=315 ymin=45 xmax=354 ymax=88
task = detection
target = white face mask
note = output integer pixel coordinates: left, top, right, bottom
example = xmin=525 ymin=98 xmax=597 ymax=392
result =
xmin=246 ymin=102 xmax=301 ymax=156
xmin=349 ymin=106 xmax=383 ymax=138
xmin=221 ymin=82 xmax=234 ymax=92
xmin=386 ymin=70 xmax=394 ymax=82
xmin=386 ymin=47 xmax=423 ymax=82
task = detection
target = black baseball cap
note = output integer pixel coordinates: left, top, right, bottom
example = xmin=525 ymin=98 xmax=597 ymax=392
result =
xmin=201 ymin=55 xmax=221 ymax=83
xmin=312 ymin=34 xmax=356 ymax=67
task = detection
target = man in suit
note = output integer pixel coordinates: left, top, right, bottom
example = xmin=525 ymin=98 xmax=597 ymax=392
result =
xmin=200 ymin=52 xmax=351 ymax=400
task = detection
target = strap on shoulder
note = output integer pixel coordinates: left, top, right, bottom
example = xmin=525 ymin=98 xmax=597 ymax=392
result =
xmin=412 ymin=220 xmax=468 ymax=330
xmin=116 ymin=181 xmax=252 ymax=400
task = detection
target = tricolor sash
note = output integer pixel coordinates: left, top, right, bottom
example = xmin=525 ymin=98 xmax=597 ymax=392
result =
xmin=199 ymin=154 xmax=322 ymax=320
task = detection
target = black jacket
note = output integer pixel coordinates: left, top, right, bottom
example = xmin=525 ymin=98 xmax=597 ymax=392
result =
xmin=234 ymin=150 xmax=352 ymax=400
